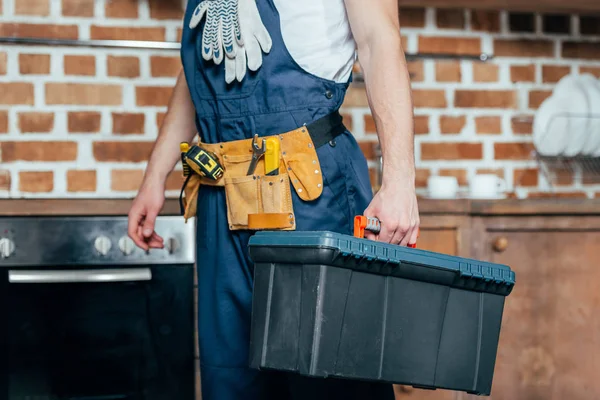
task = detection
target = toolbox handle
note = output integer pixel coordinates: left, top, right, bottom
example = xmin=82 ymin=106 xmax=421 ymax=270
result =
xmin=353 ymin=216 xmax=418 ymax=248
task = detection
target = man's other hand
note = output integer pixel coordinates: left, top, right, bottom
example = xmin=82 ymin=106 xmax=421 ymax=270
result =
xmin=363 ymin=181 xmax=419 ymax=246
xmin=127 ymin=179 xmax=166 ymax=251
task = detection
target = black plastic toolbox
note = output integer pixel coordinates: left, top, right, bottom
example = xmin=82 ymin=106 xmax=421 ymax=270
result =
xmin=247 ymin=231 xmax=515 ymax=396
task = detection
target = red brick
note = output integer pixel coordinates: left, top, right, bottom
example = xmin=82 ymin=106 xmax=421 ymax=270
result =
xmin=112 ymin=113 xmax=145 ymax=134
xmin=436 ymin=9 xmax=465 ymax=29
xmin=19 ymin=54 xmax=50 ymax=75
xmin=0 ymin=111 xmax=7 ymax=134
xmin=511 ymin=65 xmax=536 ymax=82
xmin=93 ymin=142 xmax=155 ymax=162
xmin=529 ymin=90 xmax=552 ymax=109
xmin=16 ymin=0 xmax=49 ymax=16
xmin=542 ymin=65 xmax=571 ymax=83
xmin=455 ymin=90 xmax=517 ymax=109
xmin=341 ymin=113 xmax=353 ymax=131
xmin=19 ymin=171 xmax=53 ymax=193
xmin=415 ymin=168 xmax=431 ymax=188
xmin=421 ymin=143 xmax=483 ymax=160
xmin=398 ymin=7 xmax=426 ymax=28
xmin=358 ymin=141 xmax=378 ymax=160
xmin=62 ymin=0 xmax=94 ymax=17
xmin=419 ymin=36 xmax=481 ymax=56
xmin=136 ymin=86 xmax=174 ymax=107
xmin=477 ymin=168 xmax=505 ymax=179
xmin=563 ymin=42 xmax=600 ymax=60
xmin=514 ymin=168 xmax=538 ymax=187
xmin=0 ymin=83 xmax=34 ymax=105
xmin=414 ymin=116 xmax=430 ymax=135
xmin=439 ymin=169 xmax=468 ymax=186
xmin=580 ymin=66 xmax=600 ymax=78
xmin=475 ymin=116 xmax=502 ymax=134
xmin=473 ymin=63 xmax=499 ymax=82
xmin=46 ymin=83 xmax=122 ymax=105
xmin=148 ymin=0 xmax=184 ymax=20
xmin=157 ymin=112 xmax=167 ymax=128
xmin=407 ymin=61 xmax=424 ymax=82
xmin=67 ymin=170 xmax=96 ymax=192
xmin=18 ymin=112 xmax=55 ymax=133
xmin=494 ymin=142 xmax=535 ymax=160
xmin=413 ymin=89 xmax=447 ymax=108
xmin=90 ymin=26 xmax=165 ymax=41
xmin=166 ymin=171 xmax=185 ymax=191
xmin=365 ymin=115 xmax=376 ymax=134
xmin=471 ymin=11 xmax=500 ymax=32
xmin=435 ymin=61 xmax=461 ymax=82
xmin=68 ymin=112 xmax=101 ymax=133
xmin=512 ymin=116 xmax=533 ymax=134
xmin=177 ymin=28 xmax=183 ymax=42
xmin=111 ymin=169 xmax=143 ymax=191
xmin=0 ymin=141 xmax=77 ymax=162
xmin=107 ymin=56 xmax=140 ymax=78
xmin=150 ymin=56 xmax=182 ymax=77
xmin=0 ymin=170 xmax=10 ymax=191
xmin=105 ymin=0 xmax=138 ymax=18
xmin=494 ymin=39 xmax=554 ymax=58
xmin=440 ymin=116 xmax=466 ymax=134
xmin=64 ymin=55 xmax=96 ymax=76
xmin=0 ymin=23 xmax=78 ymax=40
xmin=342 ymin=87 xmax=368 ymax=108
xmin=0 ymin=52 xmax=6 ymax=75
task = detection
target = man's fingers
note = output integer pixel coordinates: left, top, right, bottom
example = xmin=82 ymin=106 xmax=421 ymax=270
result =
xmin=142 ymin=209 xmax=158 ymax=239
xmin=408 ymin=227 xmax=419 ymax=247
xmin=128 ymin=207 xmax=148 ymax=250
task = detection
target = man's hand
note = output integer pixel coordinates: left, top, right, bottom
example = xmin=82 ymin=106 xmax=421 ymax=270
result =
xmin=128 ymin=178 xmax=166 ymax=251
xmin=344 ymin=0 xmax=419 ymax=245
xmin=364 ymin=180 xmax=419 ymax=246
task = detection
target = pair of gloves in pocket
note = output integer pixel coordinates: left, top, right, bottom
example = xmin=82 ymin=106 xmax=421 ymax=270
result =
xmin=189 ymin=0 xmax=272 ymax=84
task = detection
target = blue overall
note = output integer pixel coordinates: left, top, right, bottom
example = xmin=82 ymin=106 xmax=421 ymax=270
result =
xmin=181 ymin=1 xmax=395 ymax=399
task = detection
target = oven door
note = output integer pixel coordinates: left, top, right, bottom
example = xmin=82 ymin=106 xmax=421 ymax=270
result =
xmin=0 ymin=265 xmax=195 ymax=400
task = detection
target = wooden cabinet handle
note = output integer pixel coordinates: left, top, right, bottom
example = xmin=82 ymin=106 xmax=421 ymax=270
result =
xmin=493 ymin=236 xmax=509 ymax=252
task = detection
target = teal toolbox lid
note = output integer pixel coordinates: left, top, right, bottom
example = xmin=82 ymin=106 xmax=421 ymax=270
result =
xmin=248 ymin=231 xmax=515 ymax=296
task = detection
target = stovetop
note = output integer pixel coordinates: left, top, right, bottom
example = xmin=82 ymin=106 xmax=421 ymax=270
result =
xmin=0 ymin=216 xmax=196 ymax=267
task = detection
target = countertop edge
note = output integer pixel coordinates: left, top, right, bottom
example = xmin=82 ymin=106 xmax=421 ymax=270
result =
xmin=1 ymin=198 xmax=600 ymax=216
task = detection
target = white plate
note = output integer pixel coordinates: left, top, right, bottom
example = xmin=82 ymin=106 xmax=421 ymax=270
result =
xmin=555 ymin=75 xmax=590 ymax=156
xmin=534 ymin=95 xmax=564 ymax=155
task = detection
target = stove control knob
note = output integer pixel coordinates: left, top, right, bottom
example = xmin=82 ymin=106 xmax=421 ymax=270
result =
xmin=0 ymin=238 xmax=15 ymax=259
xmin=118 ymin=236 xmax=136 ymax=256
xmin=94 ymin=236 xmax=112 ymax=256
xmin=165 ymin=237 xmax=179 ymax=255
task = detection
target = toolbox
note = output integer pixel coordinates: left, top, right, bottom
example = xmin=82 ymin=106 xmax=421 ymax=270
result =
xmin=247 ymin=230 xmax=515 ymax=396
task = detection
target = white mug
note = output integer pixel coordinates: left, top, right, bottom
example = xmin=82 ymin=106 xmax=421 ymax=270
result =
xmin=469 ymin=174 xmax=507 ymax=198
xmin=427 ymin=176 xmax=459 ymax=199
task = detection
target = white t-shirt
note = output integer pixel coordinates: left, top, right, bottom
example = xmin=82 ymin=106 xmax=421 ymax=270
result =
xmin=273 ymin=0 xmax=357 ymax=83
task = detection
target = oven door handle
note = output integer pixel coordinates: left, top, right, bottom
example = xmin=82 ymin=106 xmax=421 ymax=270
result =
xmin=8 ymin=268 xmax=152 ymax=283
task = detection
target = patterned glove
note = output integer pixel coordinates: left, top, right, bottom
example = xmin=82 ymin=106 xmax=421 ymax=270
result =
xmin=189 ymin=0 xmax=243 ymax=65
xmin=190 ymin=0 xmax=272 ymax=84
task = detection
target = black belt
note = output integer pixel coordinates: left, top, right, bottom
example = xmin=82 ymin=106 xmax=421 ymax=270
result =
xmin=304 ymin=110 xmax=346 ymax=148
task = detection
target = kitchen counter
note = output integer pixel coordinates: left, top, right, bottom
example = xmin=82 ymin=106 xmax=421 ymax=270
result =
xmin=1 ymin=198 xmax=599 ymax=216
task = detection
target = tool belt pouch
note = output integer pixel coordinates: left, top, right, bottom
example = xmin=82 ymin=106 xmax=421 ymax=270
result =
xmin=180 ymin=127 xmax=324 ymax=230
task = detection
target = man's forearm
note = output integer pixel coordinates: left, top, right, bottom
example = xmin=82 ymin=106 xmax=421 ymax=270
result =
xmin=143 ymin=71 xmax=198 ymax=184
xmin=359 ymin=30 xmax=415 ymax=187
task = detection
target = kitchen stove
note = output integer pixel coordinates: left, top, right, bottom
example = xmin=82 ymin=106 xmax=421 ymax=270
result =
xmin=0 ymin=215 xmax=196 ymax=400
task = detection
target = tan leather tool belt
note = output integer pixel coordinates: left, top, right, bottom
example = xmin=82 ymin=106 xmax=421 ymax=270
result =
xmin=181 ymin=125 xmax=328 ymax=231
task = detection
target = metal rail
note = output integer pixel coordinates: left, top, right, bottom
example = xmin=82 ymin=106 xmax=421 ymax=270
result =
xmin=0 ymin=36 xmax=493 ymax=61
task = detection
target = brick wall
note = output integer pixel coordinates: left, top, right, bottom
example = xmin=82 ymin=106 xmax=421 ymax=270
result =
xmin=1 ymin=1 xmax=600 ymax=199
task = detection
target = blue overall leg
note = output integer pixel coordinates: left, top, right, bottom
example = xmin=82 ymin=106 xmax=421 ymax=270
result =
xmin=180 ymin=1 xmax=396 ymax=398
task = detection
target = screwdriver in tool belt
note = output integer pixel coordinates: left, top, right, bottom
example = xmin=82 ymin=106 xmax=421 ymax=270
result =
xmin=264 ymin=138 xmax=280 ymax=176
xmin=354 ymin=216 xmax=419 ymax=248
